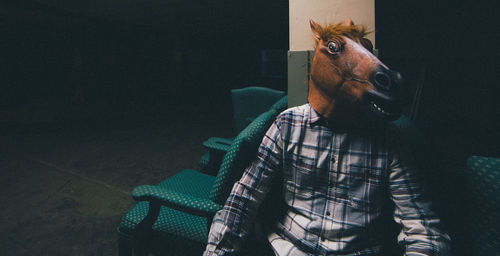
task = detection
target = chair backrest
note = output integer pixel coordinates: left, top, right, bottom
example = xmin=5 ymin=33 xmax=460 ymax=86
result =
xmin=269 ymin=95 xmax=288 ymax=113
xmin=376 ymin=115 xmax=438 ymax=255
xmin=209 ymin=109 xmax=279 ymax=205
xmin=391 ymin=115 xmax=445 ymax=198
xmin=464 ymin=156 xmax=500 ymax=255
xmin=392 ymin=115 xmax=432 ymax=170
xmin=231 ymin=86 xmax=285 ymax=133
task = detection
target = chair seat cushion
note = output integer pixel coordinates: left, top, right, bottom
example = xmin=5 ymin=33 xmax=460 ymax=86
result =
xmin=118 ymin=169 xmax=215 ymax=249
xmin=156 ymin=169 xmax=215 ymax=197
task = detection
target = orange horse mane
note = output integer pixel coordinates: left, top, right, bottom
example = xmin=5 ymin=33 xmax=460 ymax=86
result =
xmin=314 ymin=22 xmax=371 ymax=45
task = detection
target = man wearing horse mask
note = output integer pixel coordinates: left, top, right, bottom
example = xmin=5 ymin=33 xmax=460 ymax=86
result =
xmin=204 ymin=19 xmax=450 ymax=256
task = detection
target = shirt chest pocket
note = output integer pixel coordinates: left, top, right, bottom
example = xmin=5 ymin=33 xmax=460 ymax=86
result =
xmin=284 ymin=155 xmax=318 ymax=199
xmin=347 ymin=165 xmax=384 ymax=211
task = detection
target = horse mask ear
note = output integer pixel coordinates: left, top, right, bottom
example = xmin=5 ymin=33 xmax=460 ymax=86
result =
xmin=310 ymin=19 xmax=322 ymax=40
xmin=346 ymin=18 xmax=354 ymax=26
xmin=346 ymin=18 xmax=373 ymax=53
xmin=311 ymin=18 xmax=372 ymax=52
xmin=360 ymin=38 xmax=374 ymax=53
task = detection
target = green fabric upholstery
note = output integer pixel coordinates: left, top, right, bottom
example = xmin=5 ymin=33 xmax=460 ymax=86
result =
xmin=118 ymin=169 xmax=215 ymax=255
xmin=203 ymin=137 xmax=233 ymax=152
xmin=119 ymin=200 xmax=210 ymax=256
xmin=118 ymin=102 xmax=280 ymax=255
xmin=200 ymin=96 xmax=286 ymax=157
xmin=464 ymin=156 xmax=500 ymax=255
xmin=269 ymin=95 xmax=288 ymax=113
xmin=231 ymin=87 xmax=285 ymax=133
xmin=392 ymin=115 xmax=427 ymax=143
xmin=198 ymin=91 xmax=286 ymax=173
xmin=391 ymin=115 xmax=441 ymax=198
xmin=210 ymin=109 xmax=277 ymax=205
xmin=120 ymin=201 xmax=208 ymax=244
xmin=132 ymin=185 xmax=222 ymax=216
xmin=391 ymin=117 xmax=500 ymax=255
xmin=197 ymin=138 xmax=234 ymax=173
xmin=392 ymin=115 xmax=431 ymax=168
xmin=197 ymin=151 xmax=210 ymax=173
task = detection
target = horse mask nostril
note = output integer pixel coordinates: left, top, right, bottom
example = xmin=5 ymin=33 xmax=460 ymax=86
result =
xmin=374 ymin=72 xmax=391 ymax=89
xmin=392 ymin=71 xmax=403 ymax=85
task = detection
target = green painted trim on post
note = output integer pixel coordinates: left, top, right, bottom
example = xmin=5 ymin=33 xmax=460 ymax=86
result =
xmin=287 ymin=50 xmax=314 ymax=107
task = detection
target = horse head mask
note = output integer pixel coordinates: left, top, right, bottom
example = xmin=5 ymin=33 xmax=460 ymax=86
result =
xmin=308 ymin=19 xmax=403 ymax=124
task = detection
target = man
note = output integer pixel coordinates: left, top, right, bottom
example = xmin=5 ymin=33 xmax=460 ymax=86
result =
xmin=204 ymin=19 xmax=450 ymax=255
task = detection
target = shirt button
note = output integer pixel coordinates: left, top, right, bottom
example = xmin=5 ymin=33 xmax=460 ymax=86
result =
xmin=326 ymin=211 xmax=331 ymax=216
xmin=331 ymin=157 xmax=336 ymax=163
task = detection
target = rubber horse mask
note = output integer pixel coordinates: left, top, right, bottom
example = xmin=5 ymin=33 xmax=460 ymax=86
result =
xmin=308 ymin=19 xmax=403 ymax=126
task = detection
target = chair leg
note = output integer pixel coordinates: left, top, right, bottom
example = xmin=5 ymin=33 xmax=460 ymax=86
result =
xmin=133 ymin=201 xmax=161 ymax=256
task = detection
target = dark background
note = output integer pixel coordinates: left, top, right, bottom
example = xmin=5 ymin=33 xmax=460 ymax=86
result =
xmin=1 ymin=0 xmax=289 ymax=133
xmin=2 ymin=0 xmax=498 ymax=161
xmin=0 ymin=0 xmax=498 ymax=254
xmin=376 ymin=2 xmax=499 ymax=253
xmin=376 ymin=0 xmax=499 ymax=162
xmin=2 ymin=0 xmax=499 ymax=160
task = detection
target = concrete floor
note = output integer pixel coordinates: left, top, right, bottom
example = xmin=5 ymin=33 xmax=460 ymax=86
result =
xmin=0 ymin=115 xmax=232 ymax=255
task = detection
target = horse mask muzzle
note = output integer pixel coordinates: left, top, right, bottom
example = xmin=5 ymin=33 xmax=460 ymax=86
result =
xmin=362 ymin=66 xmax=404 ymax=121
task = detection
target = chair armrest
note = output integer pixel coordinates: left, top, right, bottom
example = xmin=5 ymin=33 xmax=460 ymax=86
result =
xmin=203 ymin=137 xmax=233 ymax=152
xmin=132 ymin=185 xmax=223 ymax=217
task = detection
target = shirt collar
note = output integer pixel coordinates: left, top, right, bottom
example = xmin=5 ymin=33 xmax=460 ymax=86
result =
xmin=308 ymin=103 xmax=389 ymax=133
xmin=307 ymin=104 xmax=326 ymax=126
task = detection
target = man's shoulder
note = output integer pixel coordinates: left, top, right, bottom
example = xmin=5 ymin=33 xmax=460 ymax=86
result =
xmin=275 ymin=103 xmax=310 ymax=124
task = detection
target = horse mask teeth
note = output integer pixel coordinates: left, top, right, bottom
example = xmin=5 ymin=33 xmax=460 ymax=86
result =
xmin=364 ymin=92 xmax=401 ymax=120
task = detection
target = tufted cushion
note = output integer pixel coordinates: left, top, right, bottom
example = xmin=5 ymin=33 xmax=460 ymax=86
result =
xmin=465 ymin=156 xmax=500 ymax=255
xmin=209 ymin=110 xmax=277 ymax=205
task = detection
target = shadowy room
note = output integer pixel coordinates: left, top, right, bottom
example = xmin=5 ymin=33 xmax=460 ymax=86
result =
xmin=1 ymin=0 xmax=498 ymax=255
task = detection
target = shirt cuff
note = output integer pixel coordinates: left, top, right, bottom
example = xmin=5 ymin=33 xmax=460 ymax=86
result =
xmin=203 ymin=244 xmax=225 ymax=256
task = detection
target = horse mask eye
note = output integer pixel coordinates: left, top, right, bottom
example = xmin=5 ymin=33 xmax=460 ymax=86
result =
xmin=327 ymin=41 xmax=340 ymax=54
xmin=360 ymin=38 xmax=373 ymax=53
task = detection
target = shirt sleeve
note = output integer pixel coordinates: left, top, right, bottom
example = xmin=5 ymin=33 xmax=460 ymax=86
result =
xmin=203 ymin=118 xmax=283 ymax=256
xmin=388 ymin=130 xmax=451 ymax=256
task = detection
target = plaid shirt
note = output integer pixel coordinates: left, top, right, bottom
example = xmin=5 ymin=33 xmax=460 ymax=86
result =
xmin=205 ymin=104 xmax=450 ymax=256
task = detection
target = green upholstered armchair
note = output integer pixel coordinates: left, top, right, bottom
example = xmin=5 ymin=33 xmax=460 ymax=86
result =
xmin=198 ymin=88 xmax=287 ymax=174
xmin=231 ymin=86 xmax=286 ymax=133
xmin=117 ymin=108 xmax=281 ymax=256
xmin=389 ymin=117 xmax=500 ymax=255
xmin=462 ymin=156 xmax=500 ymax=255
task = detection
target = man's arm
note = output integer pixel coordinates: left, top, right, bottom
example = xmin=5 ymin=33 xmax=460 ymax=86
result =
xmin=203 ymin=118 xmax=283 ymax=256
xmin=388 ymin=131 xmax=451 ymax=255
